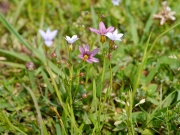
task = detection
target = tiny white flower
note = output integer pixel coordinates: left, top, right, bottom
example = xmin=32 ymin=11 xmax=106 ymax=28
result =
xmin=112 ymin=0 xmax=121 ymax=6
xmin=39 ymin=28 xmax=58 ymax=47
xmin=105 ymin=29 xmax=123 ymax=41
xmin=168 ymin=55 xmax=177 ymax=59
xmin=64 ymin=35 xmax=79 ymax=44
xmin=135 ymin=99 xmax=146 ymax=107
xmin=139 ymin=99 xmax=146 ymax=104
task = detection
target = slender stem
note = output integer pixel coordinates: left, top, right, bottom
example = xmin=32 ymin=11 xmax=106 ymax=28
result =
xmin=23 ymin=84 xmax=44 ymax=135
xmin=46 ymin=67 xmax=62 ymax=103
xmin=12 ymin=125 xmax=28 ymax=135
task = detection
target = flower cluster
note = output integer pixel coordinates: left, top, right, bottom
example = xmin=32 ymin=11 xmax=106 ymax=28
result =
xmin=89 ymin=21 xmax=123 ymax=44
xmin=39 ymin=21 xmax=123 ymax=64
xmin=90 ymin=21 xmax=124 ymax=53
xmin=153 ymin=1 xmax=176 ymax=25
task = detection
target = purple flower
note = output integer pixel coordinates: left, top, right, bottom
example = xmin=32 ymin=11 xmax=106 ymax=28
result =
xmin=89 ymin=21 xmax=114 ymax=35
xmin=78 ymin=44 xmax=99 ymax=64
xmin=112 ymin=0 xmax=121 ymax=6
xmin=39 ymin=28 xmax=58 ymax=47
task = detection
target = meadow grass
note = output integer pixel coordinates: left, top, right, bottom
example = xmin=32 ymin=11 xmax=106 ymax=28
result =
xmin=0 ymin=0 xmax=180 ymax=135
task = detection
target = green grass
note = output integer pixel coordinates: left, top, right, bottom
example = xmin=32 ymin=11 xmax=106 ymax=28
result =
xmin=0 ymin=0 xmax=180 ymax=134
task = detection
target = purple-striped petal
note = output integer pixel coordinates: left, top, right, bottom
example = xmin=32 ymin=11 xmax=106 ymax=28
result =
xmin=86 ymin=59 xmax=93 ymax=64
xmin=78 ymin=54 xmax=84 ymax=59
xmin=90 ymin=48 xmax=99 ymax=56
xmin=90 ymin=57 xmax=99 ymax=63
xmin=79 ymin=46 xmax=85 ymax=54
xmin=85 ymin=44 xmax=90 ymax=52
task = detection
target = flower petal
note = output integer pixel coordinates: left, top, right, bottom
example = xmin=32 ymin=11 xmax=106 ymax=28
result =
xmin=105 ymin=32 xmax=113 ymax=40
xmin=99 ymin=22 xmax=106 ymax=34
xmin=105 ymin=26 xmax=114 ymax=33
xmin=78 ymin=54 xmax=84 ymax=59
xmin=79 ymin=46 xmax=85 ymax=54
xmin=85 ymin=44 xmax=90 ymax=52
xmin=39 ymin=30 xmax=47 ymax=40
xmin=113 ymin=29 xmax=118 ymax=35
xmin=72 ymin=35 xmax=77 ymax=39
xmin=90 ymin=48 xmax=99 ymax=56
xmin=117 ymin=33 xmax=124 ymax=39
xmin=45 ymin=40 xmax=53 ymax=47
xmin=86 ymin=59 xmax=93 ymax=64
xmin=90 ymin=57 xmax=99 ymax=63
xmin=48 ymin=30 xmax=58 ymax=40
xmin=89 ymin=28 xmax=100 ymax=34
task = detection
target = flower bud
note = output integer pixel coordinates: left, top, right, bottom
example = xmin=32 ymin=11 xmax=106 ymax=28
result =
xmin=52 ymin=52 xmax=57 ymax=58
xmin=85 ymin=11 xmax=89 ymax=15
xmin=57 ymin=59 xmax=60 ymax=64
xmin=101 ymin=14 xmax=105 ymax=18
xmin=80 ymin=80 xmax=84 ymax=84
xmin=100 ymin=35 xmax=106 ymax=43
xmin=113 ymin=44 xmax=118 ymax=50
xmin=82 ymin=93 xmax=87 ymax=98
xmin=79 ymin=72 xmax=84 ymax=77
xmin=109 ymin=40 xmax=114 ymax=47
xmin=107 ymin=54 xmax=112 ymax=60
xmin=25 ymin=62 xmax=36 ymax=71
xmin=68 ymin=44 xmax=73 ymax=51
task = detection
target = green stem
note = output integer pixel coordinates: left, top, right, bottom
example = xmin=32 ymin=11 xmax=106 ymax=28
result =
xmin=23 ymin=84 xmax=44 ymax=135
xmin=46 ymin=67 xmax=62 ymax=103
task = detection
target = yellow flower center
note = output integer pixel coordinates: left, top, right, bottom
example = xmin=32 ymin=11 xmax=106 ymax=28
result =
xmin=83 ymin=54 xmax=89 ymax=61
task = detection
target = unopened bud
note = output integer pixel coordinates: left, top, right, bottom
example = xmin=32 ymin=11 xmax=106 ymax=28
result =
xmin=107 ymin=54 xmax=112 ymax=60
xmin=85 ymin=11 xmax=89 ymax=15
xmin=109 ymin=40 xmax=114 ymax=47
xmin=25 ymin=61 xmax=36 ymax=71
xmin=79 ymin=72 xmax=84 ymax=77
xmin=80 ymin=81 xmax=84 ymax=84
xmin=52 ymin=52 xmax=57 ymax=58
xmin=82 ymin=93 xmax=87 ymax=98
xmin=68 ymin=44 xmax=73 ymax=51
xmin=100 ymin=35 xmax=106 ymax=43
xmin=101 ymin=14 xmax=105 ymax=18
xmin=113 ymin=44 xmax=118 ymax=50
xmin=57 ymin=59 xmax=60 ymax=64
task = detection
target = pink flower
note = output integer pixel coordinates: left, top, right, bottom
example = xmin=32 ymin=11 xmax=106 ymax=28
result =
xmin=89 ymin=22 xmax=114 ymax=35
xmin=78 ymin=44 xmax=99 ymax=64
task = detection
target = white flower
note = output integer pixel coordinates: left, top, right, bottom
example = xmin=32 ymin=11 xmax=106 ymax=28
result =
xmin=105 ymin=29 xmax=123 ymax=41
xmin=39 ymin=28 xmax=58 ymax=47
xmin=64 ymin=35 xmax=79 ymax=44
xmin=112 ymin=0 xmax=121 ymax=6
xmin=153 ymin=1 xmax=176 ymax=25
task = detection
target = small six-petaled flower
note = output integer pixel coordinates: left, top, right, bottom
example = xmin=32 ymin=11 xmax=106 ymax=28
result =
xmin=78 ymin=44 xmax=99 ymax=64
xmin=39 ymin=28 xmax=58 ymax=47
